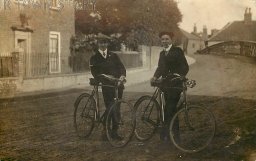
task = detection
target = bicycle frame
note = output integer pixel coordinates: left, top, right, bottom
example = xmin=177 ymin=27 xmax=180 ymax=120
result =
xmin=89 ymin=83 xmax=120 ymax=123
xmin=135 ymin=77 xmax=215 ymax=152
xmin=145 ymin=80 xmax=188 ymax=126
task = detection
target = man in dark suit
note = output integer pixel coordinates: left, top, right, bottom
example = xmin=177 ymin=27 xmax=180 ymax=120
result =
xmin=151 ymin=31 xmax=189 ymax=143
xmin=89 ymin=34 xmax=126 ymax=140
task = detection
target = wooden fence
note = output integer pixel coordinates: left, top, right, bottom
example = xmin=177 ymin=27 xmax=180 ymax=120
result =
xmin=198 ymin=41 xmax=256 ymax=57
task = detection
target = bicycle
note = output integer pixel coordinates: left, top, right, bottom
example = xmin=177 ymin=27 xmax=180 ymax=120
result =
xmin=74 ymin=74 xmax=136 ymax=147
xmin=134 ymin=75 xmax=216 ymax=153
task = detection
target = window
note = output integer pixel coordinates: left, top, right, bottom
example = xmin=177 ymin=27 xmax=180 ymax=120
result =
xmin=49 ymin=0 xmax=63 ymax=10
xmin=51 ymin=0 xmax=57 ymax=7
xmin=14 ymin=0 xmax=28 ymax=5
xmin=49 ymin=32 xmax=61 ymax=73
xmin=1 ymin=0 xmax=11 ymax=10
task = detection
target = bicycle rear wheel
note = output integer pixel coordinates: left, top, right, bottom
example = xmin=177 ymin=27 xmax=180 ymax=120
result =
xmin=106 ymin=100 xmax=136 ymax=147
xmin=134 ymin=95 xmax=160 ymax=141
xmin=169 ymin=105 xmax=216 ymax=153
xmin=74 ymin=93 xmax=96 ymax=138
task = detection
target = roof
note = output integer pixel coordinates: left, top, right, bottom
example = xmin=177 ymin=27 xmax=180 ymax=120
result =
xmin=209 ymin=21 xmax=256 ymax=41
xmin=179 ymin=28 xmax=201 ymax=40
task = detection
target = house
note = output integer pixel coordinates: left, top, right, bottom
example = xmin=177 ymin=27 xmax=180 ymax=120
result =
xmin=0 ymin=0 xmax=76 ymax=93
xmin=205 ymin=7 xmax=256 ymax=56
xmin=208 ymin=7 xmax=256 ymax=46
xmin=0 ymin=0 xmax=75 ymax=76
xmin=178 ymin=28 xmax=205 ymax=55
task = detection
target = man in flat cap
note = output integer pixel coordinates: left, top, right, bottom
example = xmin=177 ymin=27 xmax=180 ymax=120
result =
xmin=89 ymin=33 xmax=126 ymax=140
xmin=151 ymin=31 xmax=189 ymax=143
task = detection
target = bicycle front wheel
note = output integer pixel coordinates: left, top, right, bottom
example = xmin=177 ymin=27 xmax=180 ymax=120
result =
xmin=134 ymin=96 xmax=160 ymax=141
xmin=170 ymin=105 xmax=216 ymax=153
xmin=106 ymin=100 xmax=136 ymax=147
xmin=74 ymin=93 xmax=96 ymax=138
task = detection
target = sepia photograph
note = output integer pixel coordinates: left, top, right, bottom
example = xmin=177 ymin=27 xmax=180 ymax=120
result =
xmin=0 ymin=0 xmax=256 ymax=160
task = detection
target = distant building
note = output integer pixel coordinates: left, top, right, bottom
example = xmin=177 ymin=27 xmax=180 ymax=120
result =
xmin=191 ymin=24 xmax=209 ymax=48
xmin=208 ymin=7 xmax=256 ymax=46
xmin=179 ymin=28 xmax=205 ymax=55
xmin=210 ymin=29 xmax=219 ymax=38
xmin=0 ymin=1 xmax=75 ymax=77
xmin=199 ymin=8 xmax=256 ymax=57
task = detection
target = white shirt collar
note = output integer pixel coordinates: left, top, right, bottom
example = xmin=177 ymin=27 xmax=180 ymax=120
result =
xmin=98 ymin=49 xmax=108 ymax=58
xmin=164 ymin=44 xmax=172 ymax=52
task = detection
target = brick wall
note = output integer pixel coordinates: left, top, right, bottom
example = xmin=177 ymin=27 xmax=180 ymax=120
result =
xmin=0 ymin=1 xmax=75 ymax=74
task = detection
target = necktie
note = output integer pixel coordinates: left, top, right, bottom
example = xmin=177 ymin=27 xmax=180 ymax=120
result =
xmin=164 ymin=49 xmax=168 ymax=56
xmin=103 ymin=51 xmax=106 ymax=58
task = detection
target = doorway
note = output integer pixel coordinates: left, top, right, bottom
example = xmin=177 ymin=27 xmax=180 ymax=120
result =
xmin=14 ymin=31 xmax=31 ymax=77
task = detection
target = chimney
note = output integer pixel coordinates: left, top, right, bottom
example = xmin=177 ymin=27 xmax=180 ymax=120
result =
xmin=244 ymin=7 xmax=252 ymax=25
xmin=202 ymin=25 xmax=208 ymax=41
xmin=193 ymin=23 xmax=197 ymax=33
xmin=248 ymin=8 xmax=252 ymax=21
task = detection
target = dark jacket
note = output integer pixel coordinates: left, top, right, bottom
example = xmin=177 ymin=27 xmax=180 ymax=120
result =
xmin=90 ymin=50 xmax=126 ymax=83
xmin=154 ymin=46 xmax=189 ymax=79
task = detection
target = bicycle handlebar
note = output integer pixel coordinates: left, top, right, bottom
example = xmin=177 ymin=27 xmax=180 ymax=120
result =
xmin=151 ymin=74 xmax=196 ymax=89
xmin=98 ymin=74 xmax=126 ymax=84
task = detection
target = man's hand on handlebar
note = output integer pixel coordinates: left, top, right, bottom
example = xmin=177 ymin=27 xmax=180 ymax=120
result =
xmin=118 ymin=75 xmax=126 ymax=86
xmin=119 ymin=75 xmax=126 ymax=82
xmin=150 ymin=77 xmax=157 ymax=83
xmin=150 ymin=77 xmax=161 ymax=87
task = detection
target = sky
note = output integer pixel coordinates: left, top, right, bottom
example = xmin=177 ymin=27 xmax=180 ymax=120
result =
xmin=177 ymin=0 xmax=256 ymax=33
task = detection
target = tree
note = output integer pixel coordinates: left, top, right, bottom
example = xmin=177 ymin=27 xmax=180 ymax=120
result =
xmin=75 ymin=0 xmax=182 ymax=45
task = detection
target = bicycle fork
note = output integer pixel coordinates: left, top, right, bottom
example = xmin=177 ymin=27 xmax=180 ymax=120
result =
xmin=94 ymin=86 xmax=100 ymax=121
xmin=181 ymin=90 xmax=195 ymax=131
xmin=159 ymin=92 xmax=165 ymax=124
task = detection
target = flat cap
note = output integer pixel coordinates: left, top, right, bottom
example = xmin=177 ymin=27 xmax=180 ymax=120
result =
xmin=96 ymin=33 xmax=111 ymax=40
xmin=159 ymin=31 xmax=174 ymax=38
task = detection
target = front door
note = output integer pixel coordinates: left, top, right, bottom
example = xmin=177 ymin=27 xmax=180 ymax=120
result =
xmin=14 ymin=31 xmax=31 ymax=77
xmin=17 ymin=39 xmax=30 ymax=76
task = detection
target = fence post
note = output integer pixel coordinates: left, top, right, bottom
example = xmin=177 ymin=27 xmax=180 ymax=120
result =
xmin=140 ymin=45 xmax=147 ymax=68
xmin=13 ymin=48 xmax=24 ymax=84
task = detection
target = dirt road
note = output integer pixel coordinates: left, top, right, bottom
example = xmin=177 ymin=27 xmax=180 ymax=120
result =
xmin=127 ymin=54 xmax=256 ymax=100
xmin=1 ymin=54 xmax=256 ymax=161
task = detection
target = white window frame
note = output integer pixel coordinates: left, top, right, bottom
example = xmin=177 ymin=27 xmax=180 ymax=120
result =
xmin=1 ymin=0 xmax=12 ymax=10
xmin=49 ymin=0 xmax=62 ymax=10
xmin=49 ymin=31 xmax=61 ymax=74
xmin=14 ymin=0 xmax=28 ymax=5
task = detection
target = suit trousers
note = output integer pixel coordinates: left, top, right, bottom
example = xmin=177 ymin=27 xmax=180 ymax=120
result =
xmin=161 ymin=88 xmax=181 ymax=142
xmin=102 ymin=86 xmax=123 ymax=132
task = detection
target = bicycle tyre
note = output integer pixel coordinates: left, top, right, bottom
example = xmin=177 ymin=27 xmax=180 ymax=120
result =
xmin=106 ymin=100 xmax=136 ymax=147
xmin=74 ymin=93 xmax=96 ymax=138
xmin=134 ymin=95 xmax=160 ymax=141
xmin=169 ymin=105 xmax=216 ymax=153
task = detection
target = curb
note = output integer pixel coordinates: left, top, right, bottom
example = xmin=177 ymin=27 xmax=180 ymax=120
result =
xmin=0 ymin=56 xmax=196 ymax=102
xmin=0 ymin=88 xmax=86 ymax=102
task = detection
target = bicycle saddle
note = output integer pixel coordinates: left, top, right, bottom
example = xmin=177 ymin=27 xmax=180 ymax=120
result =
xmin=89 ymin=78 xmax=100 ymax=86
